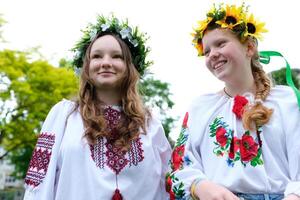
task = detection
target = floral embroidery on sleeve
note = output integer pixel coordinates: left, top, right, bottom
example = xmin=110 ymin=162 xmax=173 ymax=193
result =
xmin=166 ymin=112 xmax=191 ymax=200
xmin=24 ymin=132 xmax=55 ymax=187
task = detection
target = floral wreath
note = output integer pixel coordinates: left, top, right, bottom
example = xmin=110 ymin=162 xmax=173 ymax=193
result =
xmin=71 ymin=15 xmax=152 ymax=77
xmin=192 ymin=3 xmax=267 ymax=56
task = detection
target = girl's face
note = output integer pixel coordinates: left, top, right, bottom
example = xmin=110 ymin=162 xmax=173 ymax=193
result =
xmin=89 ymin=35 xmax=127 ymax=92
xmin=202 ymin=29 xmax=253 ymax=85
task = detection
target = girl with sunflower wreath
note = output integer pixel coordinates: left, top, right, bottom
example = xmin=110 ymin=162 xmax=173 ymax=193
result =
xmin=166 ymin=3 xmax=300 ymax=200
xmin=23 ymin=15 xmax=171 ymax=200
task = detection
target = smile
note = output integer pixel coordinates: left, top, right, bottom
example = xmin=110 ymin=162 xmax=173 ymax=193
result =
xmin=213 ymin=60 xmax=227 ymax=69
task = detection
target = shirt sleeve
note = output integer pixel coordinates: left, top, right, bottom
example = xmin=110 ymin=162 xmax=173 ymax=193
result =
xmin=150 ymin=115 xmax=172 ymax=198
xmin=166 ymin=112 xmax=207 ymax=200
xmin=23 ymin=99 xmax=75 ymax=200
xmin=281 ymin=88 xmax=300 ymax=197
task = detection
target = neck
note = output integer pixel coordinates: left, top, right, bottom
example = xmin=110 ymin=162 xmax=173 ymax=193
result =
xmin=96 ymin=89 xmax=122 ymax=106
xmin=225 ymin=77 xmax=256 ymax=97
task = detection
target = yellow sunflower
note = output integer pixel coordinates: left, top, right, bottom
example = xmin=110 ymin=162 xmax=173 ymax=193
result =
xmin=195 ymin=43 xmax=203 ymax=56
xmin=191 ymin=17 xmax=213 ymax=55
xmin=244 ymin=13 xmax=268 ymax=40
xmin=216 ymin=4 xmax=246 ymax=29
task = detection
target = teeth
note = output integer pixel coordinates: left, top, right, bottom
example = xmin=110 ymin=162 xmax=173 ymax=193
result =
xmin=214 ymin=61 xmax=226 ymax=69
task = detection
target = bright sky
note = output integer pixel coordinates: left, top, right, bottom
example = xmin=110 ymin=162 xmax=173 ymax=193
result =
xmin=1 ymin=0 xmax=300 ymax=139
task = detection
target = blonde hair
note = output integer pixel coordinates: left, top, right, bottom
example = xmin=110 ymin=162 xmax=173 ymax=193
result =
xmin=75 ymin=33 xmax=150 ymax=151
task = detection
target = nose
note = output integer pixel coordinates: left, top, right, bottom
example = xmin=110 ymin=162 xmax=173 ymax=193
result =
xmin=208 ymin=48 xmax=220 ymax=61
xmin=100 ymin=55 xmax=112 ymax=68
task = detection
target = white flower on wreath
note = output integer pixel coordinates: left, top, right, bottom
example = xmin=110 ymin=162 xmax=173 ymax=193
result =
xmin=89 ymin=28 xmax=98 ymax=41
xmin=120 ymin=27 xmax=132 ymax=40
xmin=101 ymin=23 xmax=110 ymax=32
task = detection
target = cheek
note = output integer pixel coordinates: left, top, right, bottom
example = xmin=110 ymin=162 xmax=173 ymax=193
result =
xmin=205 ymin=58 xmax=212 ymax=70
xmin=89 ymin=61 xmax=99 ymax=72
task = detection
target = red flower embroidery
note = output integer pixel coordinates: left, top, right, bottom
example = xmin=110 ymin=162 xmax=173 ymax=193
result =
xmin=216 ymin=127 xmax=227 ymax=147
xmin=169 ymin=190 xmax=175 ymax=200
xmin=166 ymin=174 xmax=175 ymax=200
xmin=240 ymin=134 xmax=259 ymax=162
xmin=229 ymin=137 xmax=240 ymax=159
xmin=182 ymin=112 xmax=189 ymax=128
xmin=232 ymin=95 xmax=248 ymax=119
xmin=171 ymin=145 xmax=185 ymax=170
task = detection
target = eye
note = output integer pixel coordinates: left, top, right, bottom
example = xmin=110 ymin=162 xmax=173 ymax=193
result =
xmin=217 ymin=40 xmax=226 ymax=47
xmin=91 ymin=54 xmax=102 ymax=59
xmin=112 ymin=54 xmax=123 ymax=59
xmin=204 ymin=49 xmax=210 ymax=57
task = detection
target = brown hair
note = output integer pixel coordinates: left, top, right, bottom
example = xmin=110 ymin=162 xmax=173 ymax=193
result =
xmin=75 ymin=33 xmax=150 ymax=151
xmin=242 ymin=44 xmax=273 ymax=130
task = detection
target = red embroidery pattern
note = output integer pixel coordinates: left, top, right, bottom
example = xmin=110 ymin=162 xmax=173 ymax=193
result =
xmin=90 ymin=137 xmax=144 ymax=174
xmin=90 ymin=106 xmax=144 ymax=174
xmin=90 ymin=137 xmax=105 ymax=169
xmin=209 ymin=117 xmax=263 ymax=167
xmin=25 ymin=132 xmax=55 ymax=187
xmin=128 ymin=137 xmax=144 ymax=166
xmin=106 ymin=142 xmax=128 ymax=174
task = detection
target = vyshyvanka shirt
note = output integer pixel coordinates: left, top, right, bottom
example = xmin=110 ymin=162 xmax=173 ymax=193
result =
xmin=24 ymin=99 xmax=171 ymax=200
xmin=167 ymin=86 xmax=300 ymax=199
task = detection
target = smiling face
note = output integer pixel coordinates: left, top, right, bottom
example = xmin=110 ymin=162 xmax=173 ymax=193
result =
xmin=88 ymin=35 xmax=127 ymax=92
xmin=202 ymin=28 xmax=254 ymax=85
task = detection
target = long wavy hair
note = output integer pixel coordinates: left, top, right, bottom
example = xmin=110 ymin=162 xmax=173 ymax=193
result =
xmin=75 ymin=33 xmax=150 ymax=151
xmin=242 ymin=43 xmax=273 ymax=131
xmin=232 ymin=32 xmax=273 ymax=130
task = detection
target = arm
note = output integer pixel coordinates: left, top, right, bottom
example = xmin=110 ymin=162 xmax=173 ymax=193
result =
xmin=166 ymin=112 xmax=207 ymax=199
xmin=152 ymin=121 xmax=172 ymax=194
xmin=23 ymin=99 xmax=74 ymax=200
xmin=283 ymin=89 xmax=300 ymax=199
xmin=166 ymin=112 xmax=239 ymax=200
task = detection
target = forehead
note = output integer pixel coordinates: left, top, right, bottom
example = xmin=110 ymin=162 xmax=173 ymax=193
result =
xmin=90 ymin=35 xmax=122 ymax=52
xmin=203 ymin=29 xmax=236 ymax=43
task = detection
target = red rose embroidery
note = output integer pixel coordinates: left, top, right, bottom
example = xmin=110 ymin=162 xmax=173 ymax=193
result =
xmin=182 ymin=112 xmax=189 ymax=128
xmin=229 ymin=137 xmax=240 ymax=159
xmin=170 ymin=190 xmax=175 ymax=200
xmin=240 ymin=134 xmax=259 ymax=162
xmin=216 ymin=127 xmax=227 ymax=147
xmin=232 ymin=95 xmax=248 ymax=119
xmin=171 ymin=145 xmax=185 ymax=170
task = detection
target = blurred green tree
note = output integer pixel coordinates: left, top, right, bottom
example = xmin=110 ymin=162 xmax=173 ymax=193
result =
xmin=270 ymin=67 xmax=300 ymax=89
xmin=0 ymin=50 xmax=79 ymax=178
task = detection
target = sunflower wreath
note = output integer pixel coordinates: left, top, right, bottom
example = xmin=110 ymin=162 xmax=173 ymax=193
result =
xmin=192 ymin=3 xmax=267 ymax=56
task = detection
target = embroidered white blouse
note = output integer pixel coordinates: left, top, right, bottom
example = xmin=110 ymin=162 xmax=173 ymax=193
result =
xmin=167 ymin=86 xmax=300 ymax=199
xmin=23 ymin=99 xmax=171 ymax=200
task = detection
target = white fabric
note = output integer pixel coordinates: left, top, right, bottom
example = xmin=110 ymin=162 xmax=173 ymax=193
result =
xmin=24 ymin=99 xmax=171 ymax=200
xmin=170 ymin=85 xmax=300 ymax=198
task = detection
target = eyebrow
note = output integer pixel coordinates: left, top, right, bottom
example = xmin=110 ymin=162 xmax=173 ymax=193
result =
xmin=90 ymin=49 xmax=122 ymax=54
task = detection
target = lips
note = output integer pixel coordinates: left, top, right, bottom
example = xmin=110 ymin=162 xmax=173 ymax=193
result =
xmin=98 ymin=71 xmax=115 ymax=75
xmin=213 ymin=60 xmax=227 ymax=70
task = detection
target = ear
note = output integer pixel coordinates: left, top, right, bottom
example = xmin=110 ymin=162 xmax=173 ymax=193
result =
xmin=246 ymin=39 xmax=256 ymax=57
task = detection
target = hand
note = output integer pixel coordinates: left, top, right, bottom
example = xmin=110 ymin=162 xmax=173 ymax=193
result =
xmin=283 ymin=194 xmax=300 ymax=200
xmin=194 ymin=180 xmax=239 ymax=200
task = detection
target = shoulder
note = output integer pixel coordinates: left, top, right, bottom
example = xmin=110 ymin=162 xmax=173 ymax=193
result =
xmin=47 ymin=99 xmax=77 ymax=117
xmin=146 ymin=111 xmax=163 ymax=129
xmin=188 ymin=92 xmax=224 ymax=114
xmin=53 ymin=99 xmax=75 ymax=110
xmin=267 ymin=85 xmax=298 ymax=105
